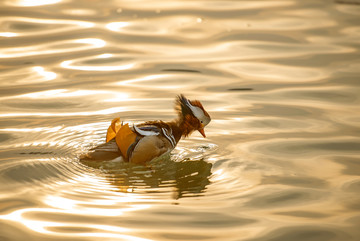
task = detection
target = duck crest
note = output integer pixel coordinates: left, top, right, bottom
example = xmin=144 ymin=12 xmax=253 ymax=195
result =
xmin=175 ymin=94 xmax=210 ymax=136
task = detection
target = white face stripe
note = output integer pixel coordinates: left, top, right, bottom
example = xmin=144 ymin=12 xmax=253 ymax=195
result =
xmin=184 ymin=98 xmax=210 ymax=127
xmin=184 ymin=98 xmax=203 ymax=118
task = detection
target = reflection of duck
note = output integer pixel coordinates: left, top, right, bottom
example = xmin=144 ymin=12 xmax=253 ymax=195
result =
xmin=81 ymin=157 xmax=212 ymax=199
xmin=81 ymin=95 xmax=211 ymax=164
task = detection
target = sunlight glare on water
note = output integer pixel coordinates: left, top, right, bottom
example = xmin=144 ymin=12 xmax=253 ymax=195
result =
xmin=0 ymin=0 xmax=360 ymax=241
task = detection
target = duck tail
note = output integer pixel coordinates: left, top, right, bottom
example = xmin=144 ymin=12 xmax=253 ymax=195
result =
xmin=106 ymin=117 xmax=122 ymax=142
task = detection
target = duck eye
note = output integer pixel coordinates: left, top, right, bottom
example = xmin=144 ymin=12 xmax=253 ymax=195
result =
xmin=200 ymin=120 xmax=203 ymax=123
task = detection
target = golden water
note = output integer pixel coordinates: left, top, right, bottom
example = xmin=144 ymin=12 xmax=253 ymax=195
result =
xmin=1 ymin=0 xmax=360 ymax=240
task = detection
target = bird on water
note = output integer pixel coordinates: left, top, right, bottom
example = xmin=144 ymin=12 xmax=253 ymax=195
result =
xmin=81 ymin=94 xmax=211 ymax=164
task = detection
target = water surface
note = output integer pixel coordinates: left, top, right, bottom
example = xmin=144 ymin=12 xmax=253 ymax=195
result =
xmin=1 ymin=0 xmax=360 ymax=240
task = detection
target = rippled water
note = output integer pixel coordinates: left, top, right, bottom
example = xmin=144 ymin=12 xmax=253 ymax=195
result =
xmin=1 ymin=0 xmax=360 ymax=240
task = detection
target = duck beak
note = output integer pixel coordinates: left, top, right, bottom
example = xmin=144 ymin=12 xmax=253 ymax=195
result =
xmin=198 ymin=128 xmax=206 ymax=138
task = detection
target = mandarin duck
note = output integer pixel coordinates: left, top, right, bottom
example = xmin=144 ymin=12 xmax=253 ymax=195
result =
xmin=85 ymin=95 xmax=211 ymax=164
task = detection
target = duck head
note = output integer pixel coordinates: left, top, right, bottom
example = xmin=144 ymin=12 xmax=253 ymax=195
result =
xmin=176 ymin=94 xmax=211 ymax=137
